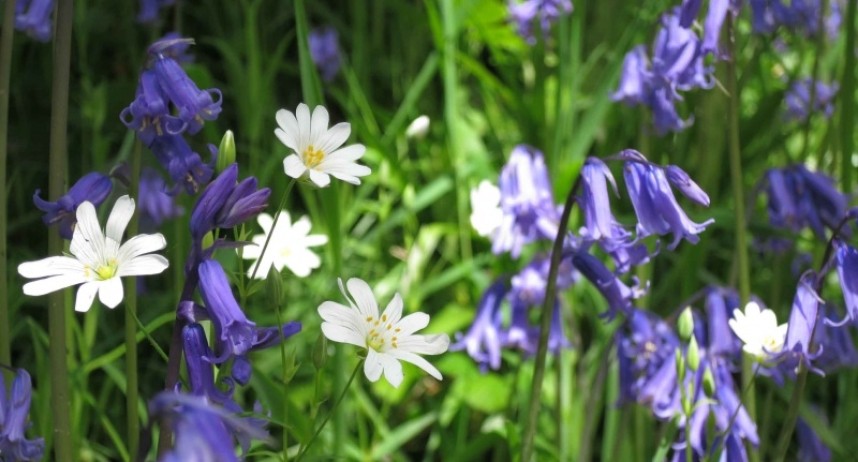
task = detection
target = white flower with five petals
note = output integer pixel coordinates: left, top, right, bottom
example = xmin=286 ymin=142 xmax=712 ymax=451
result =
xmin=242 ymin=211 xmax=328 ymax=278
xmin=728 ymin=301 xmax=788 ymax=360
xmin=318 ymin=278 xmax=450 ymax=387
xmin=276 ymin=103 xmax=371 ymax=188
xmin=469 ymin=180 xmax=503 ymax=238
xmin=18 ymin=195 xmax=169 ymax=313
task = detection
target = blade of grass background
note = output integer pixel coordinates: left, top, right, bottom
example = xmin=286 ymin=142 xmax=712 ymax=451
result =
xmin=841 ymin=0 xmax=856 ymax=191
xmin=48 ymin=1 xmax=76 ymax=460
xmin=124 ymin=141 xmax=142 ymax=458
xmin=0 ymin=0 xmax=16 ymax=367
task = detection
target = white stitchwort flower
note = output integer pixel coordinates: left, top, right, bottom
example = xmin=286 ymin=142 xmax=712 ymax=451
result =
xmin=405 ymin=115 xmax=430 ymax=139
xmin=276 ymin=103 xmax=371 ymax=188
xmin=469 ymin=180 xmax=503 ymax=238
xmin=319 ymin=278 xmax=450 ymax=387
xmin=728 ymin=300 xmax=788 ymax=360
xmin=242 ymin=210 xmax=328 ymax=278
xmin=18 ymin=195 xmax=169 ymax=313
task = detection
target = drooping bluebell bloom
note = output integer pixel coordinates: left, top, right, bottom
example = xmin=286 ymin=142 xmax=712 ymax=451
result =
xmin=183 ymin=323 xmax=241 ymax=411
xmin=231 ymin=322 xmax=302 ymax=385
xmin=150 ymin=135 xmax=214 ymax=195
xmin=600 ymin=223 xmax=652 ymax=274
xmin=14 ymin=0 xmax=53 ymax=42
xmin=451 ymin=280 xmax=507 ymax=371
xmin=622 ymin=151 xmax=714 ymax=249
xmin=149 ymin=44 xmax=223 ymax=135
xmin=750 ymin=0 xmax=841 ymax=38
xmin=309 ymin=27 xmax=341 ymax=82
xmin=815 ymin=305 xmax=858 ymax=372
xmin=507 ymin=0 xmax=573 ymax=44
xmin=763 ymin=165 xmax=847 ymax=239
xmin=573 ymin=251 xmax=644 ymax=319
xmin=665 ymin=165 xmax=710 ymax=207
xmin=189 ymin=163 xmax=271 ymax=240
xmin=33 ymin=171 xmax=113 ymax=239
xmin=785 ymin=78 xmax=838 ymax=122
xmin=139 ymin=168 xmax=184 ymax=231
xmin=704 ymin=287 xmax=742 ymax=357
xmin=827 ymin=241 xmax=858 ymax=326
xmin=797 ymin=414 xmax=832 ymax=462
xmin=579 ymin=157 xmax=621 ymax=243
xmin=137 ymin=0 xmax=175 ymax=24
xmin=493 ymin=145 xmax=560 ymax=258
xmin=198 ymin=259 xmax=258 ymax=361
xmin=777 ymin=271 xmax=824 ymax=375
xmin=0 ymin=369 xmax=45 ymax=461
xmin=613 ymin=45 xmax=650 ymax=105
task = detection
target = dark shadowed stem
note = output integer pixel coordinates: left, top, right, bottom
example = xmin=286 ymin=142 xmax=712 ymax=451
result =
xmin=0 ymin=0 xmax=16 ymax=367
xmin=841 ymin=0 xmax=857 ymax=191
xmin=800 ymin=0 xmax=828 ymax=162
xmin=48 ymin=1 xmax=75 ymax=460
xmin=726 ymin=17 xmax=758 ymax=462
xmin=249 ymin=179 xmax=295 ymax=281
xmin=295 ymin=361 xmax=361 ymax=462
xmin=521 ymin=174 xmax=582 ymax=462
xmin=124 ymin=141 xmax=142 ymax=457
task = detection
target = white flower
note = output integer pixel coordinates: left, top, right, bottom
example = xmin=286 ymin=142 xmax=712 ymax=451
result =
xmin=318 ymin=278 xmax=450 ymax=388
xmin=242 ymin=211 xmax=328 ymax=278
xmin=18 ymin=195 xmax=169 ymax=313
xmin=276 ymin=103 xmax=371 ymax=188
xmin=728 ymin=301 xmax=788 ymax=360
xmin=405 ymin=115 xmax=430 ymax=139
xmin=469 ymin=180 xmax=503 ymax=238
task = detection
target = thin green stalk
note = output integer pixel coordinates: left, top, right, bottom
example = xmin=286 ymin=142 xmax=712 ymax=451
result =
xmin=295 ymin=361 xmax=362 ymax=462
xmin=773 ymin=366 xmax=808 ymax=460
xmin=0 ymin=0 xmax=17 ymax=367
xmin=841 ymin=0 xmax=856 ymax=191
xmin=800 ymin=0 xmax=829 ymax=162
xmin=272 ymin=290 xmax=290 ymax=461
xmin=48 ymin=1 xmax=75 ymax=460
xmin=124 ymin=141 xmax=142 ymax=458
xmin=521 ymin=173 xmax=582 ymax=462
xmin=726 ymin=18 xmax=757 ymax=462
xmin=248 ymin=179 xmax=295 ymax=281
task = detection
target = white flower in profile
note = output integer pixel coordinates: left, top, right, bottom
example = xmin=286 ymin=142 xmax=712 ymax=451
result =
xmin=276 ymin=103 xmax=371 ymax=188
xmin=469 ymin=180 xmax=503 ymax=238
xmin=18 ymin=195 xmax=169 ymax=313
xmin=242 ymin=210 xmax=328 ymax=278
xmin=728 ymin=300 xmax=788 ymax=360
xmin=318 ymin=278 xmax=450 ymax=387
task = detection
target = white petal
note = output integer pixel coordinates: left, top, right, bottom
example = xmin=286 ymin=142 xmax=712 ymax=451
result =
xmin=118 ymin=254 xmax=169 ymax=277
xmin=324 ymin=144 xmax=366 ymax=163
xmin=318 ymin=122 xmax=351 ymax=154
xmin=321 ymin=322 xmax=365 ymax=348
xmin=18 ymin=256 xmax=85 ymax=278
xmin=389 ymin=350 xmax=443 ymax=381
xmin=295 ymin=103 xmax=311 ymax=147
xmin=275 ymin=108 xmax=300 ymax=150
xmin=308 ymin=169 xmax=331 ymax=187
xmin=106 ymin=195 xmax=135 ymax=243
xmin=397 ymin=333 xmax=450 ymax=355
xmin=117 ymin=233 xmax=166 ymax=262
xmin=364 ymin=349 xmax=384 ymax=382
xmin=303 ymin=234 xmax=329 ymax=247
xmin=98 ymin=277 xmax=124 ymax=308
xmin=74 ymin=282 xmax=99 ymax=312
xmin=381 ymin=293 xmax=404 ymax=326
xmin=71 ymin=201 xmax=105 ymax=266
xmin=285 ymin=249 xmax=321 ymax=277
xmin=310 ymin=105 xmax=330 ymax=147
xmin=379 ymin=353 xmax=404 ymax=388
xmin=292 ymin=215 xmax=312 ymax=237
xmin=318 ymin=301 xmax=366 ymax=335
xmin=347 ymin=278 xmax=379 ymax=319
xmin=22 ymin=274 xmax=87 ymax=296
xmin=284 ymin=154 xmax=308 ymax=179
xmin=395 ymin=312 xmax=429 ymax=336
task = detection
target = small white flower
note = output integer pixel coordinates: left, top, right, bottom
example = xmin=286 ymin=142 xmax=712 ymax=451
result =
xmin=728 ymin=301 xmax=788 ymax=360
xmin=318 ymin=278 xmax=450 ymax=388
xmin=242 ymin=211 xmax=328 ymax=279
xmin=469 ymin=180 xmax=503 ymax=238
xmin=276 ymin=103 xmax=371 ymax=188
xmin=405 ymin=115 xmax=430 ymax=139
xmin=18 ymin=195 xmax=169 ymax=313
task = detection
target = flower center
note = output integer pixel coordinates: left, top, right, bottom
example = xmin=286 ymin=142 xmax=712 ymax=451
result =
xmin=302 ymin=145 xmax=325 ymax=168
xmin=365 ymin=314 xmax=401 ymax=352
xmin=94 ymin=260 xmax=118 ymax=280
xmin=762 ymin=335 xmax=782 ymax=353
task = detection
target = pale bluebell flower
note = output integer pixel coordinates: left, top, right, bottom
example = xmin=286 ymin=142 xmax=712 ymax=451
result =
xmin=33 ymin=172 xmax=112 ymax=239
xmin=786 ymin=78 xmax=838 ymax=122
xmin=508 ymin=0 xmax=573 ymax=43
xmin=0 ymin=369 xmax=44 ymax=461
xmin=309 ymin=27 xmax=341 ymax=82
xmin=451 ymin=280 xmax=507 ymax=371
xmin=14 ymin=0 xmax=53 ymax=42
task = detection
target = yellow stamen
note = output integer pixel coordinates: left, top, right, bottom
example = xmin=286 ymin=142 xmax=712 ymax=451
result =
xmin=302 ymin=145 xmax=325 ymax=168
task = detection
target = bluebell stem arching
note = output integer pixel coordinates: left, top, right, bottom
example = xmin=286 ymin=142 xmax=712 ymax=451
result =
xmin=0 ymin=369 xmax=45 ymax=461
xmin=309 ymin=27 xmax=341 ymax=82
xmin=33 ymin=171 xmax=113 ymax=239
xmin=786 ymin=78 xmax=839 ymax=122
xmin=572 ymin=251 xmax=643 ymax=319
xmin=451 ymin=280 xmax=507 ymax=371
xmin=507 ymin=0 xmax=573 ymax=44
xmin=198 ymin=259 xmax=257 ymax=360
xmin=139 ymin=168 xmax=184 ymax=232
xmin=149 ymin=134 xmax=214 ymax=195
xmin=14 ymin=0 xmax=53 ymax=42
xmin=492 ymin=145 xmax=561 ymax=258
xmin=776 ymin=271 xmax=825 ymax=376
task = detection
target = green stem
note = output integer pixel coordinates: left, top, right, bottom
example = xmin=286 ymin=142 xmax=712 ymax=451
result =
xmin=48 ymin=1 xmax=75 ymax=460
xmin=295 ymin=361 xmax=362 ymax=462
xmin=521 ymin=173 xmax=582 ymax=462
xmin=273 ymin=292 xmax=290 ymax=460
xmin=841 ymin=0 xmax=856 ymax=191
xmin=0 ymin=0 xmax=16 ymax=367
xmin=248 ymin=178 xmax=296 ymax=281
xmin=726 ymin=18 xmax=757 ymax=462
xmin=773 ymin=366 xmax=808 ymax=460
xmin=124 ymin=141 xmax=142 ymax=457
xmin=800 ymin=0 xmax=829 ymax=162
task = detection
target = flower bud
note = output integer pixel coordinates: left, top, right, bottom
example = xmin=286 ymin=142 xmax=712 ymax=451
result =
xmin=703 ymin=366 xmax=716 ymax=397
xmin=678 ymin=306 xmax=694 ymax=341
xmin=406 ymin=115 xmax=430 ymax=139
xmin=675 ymin=348 xmax=685 ymax=382
xmin=217 ymin=130 xmax=236 ymax=172
xmin=266 ymin=266 xmax=283 ymax=309
xmin=687 ymin=337 xmax=700 ymax=372
xmin=312 ymin=333 xmax=327 ymax=371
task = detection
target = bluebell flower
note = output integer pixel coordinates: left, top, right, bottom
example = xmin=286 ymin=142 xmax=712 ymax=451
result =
xmin=764 ymin=165 xmax=847 ymax=239
xmin=797 ymin=414 xmax=832 ymax=462
xmin=777 ymin=271 xmax=824 ymax=375
xmin=198 ymin=259 xmax=257 ymax=360
xmin=507 ymin=0 xmax=573 ymax=44
xmin=578 ymin=157 xmax=621 ymax=243
xmin=139 ymin=168 xmax=183 ymax=231
xmin=612 ymin=45 xmax=650 ymax=105
xmin=622 ymin=151 xmax=714 ymax=249
xmin=600 ymin=223 xmax=652 ymax=274
xmin=189 ymin=163 xmax=271 ymax=240
xmin=572 ymin=251 xmax=644 ymax=319
xmin=451 ymin=280 xmax=507 ymax=371
xmin=786 ymin=78 xmax=838 ymax=122
xmin=14 ymin=0 xmax=53 ymax=42
xmin=828 ymin=241 xmax=858 ymax=326
xmin=815 ymin=306 xmax=858 ymax=372
xmin=0 ymin=369 xmax=45 ymax=461
xmin=493 ymin=145 xmax=560 ymax=257
xmin=665 ymin=165 xmax=710 ymax=207
xmin=309 ymin=27 xmax=341 ymax=82
xmin=183 ymin=323 xmax=240 ymax=410
xmin=33 ymin=171 xmax=113 ymax=239
xmin=704 ymin=287 xmax=742 ymax=357
xmin=137 ymin=0 xmax=175 ymax=24
xmin=231 ymin=322 xmax=302 ymax=385
xmin=150 ymin=135 xmax=214 ymax=195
